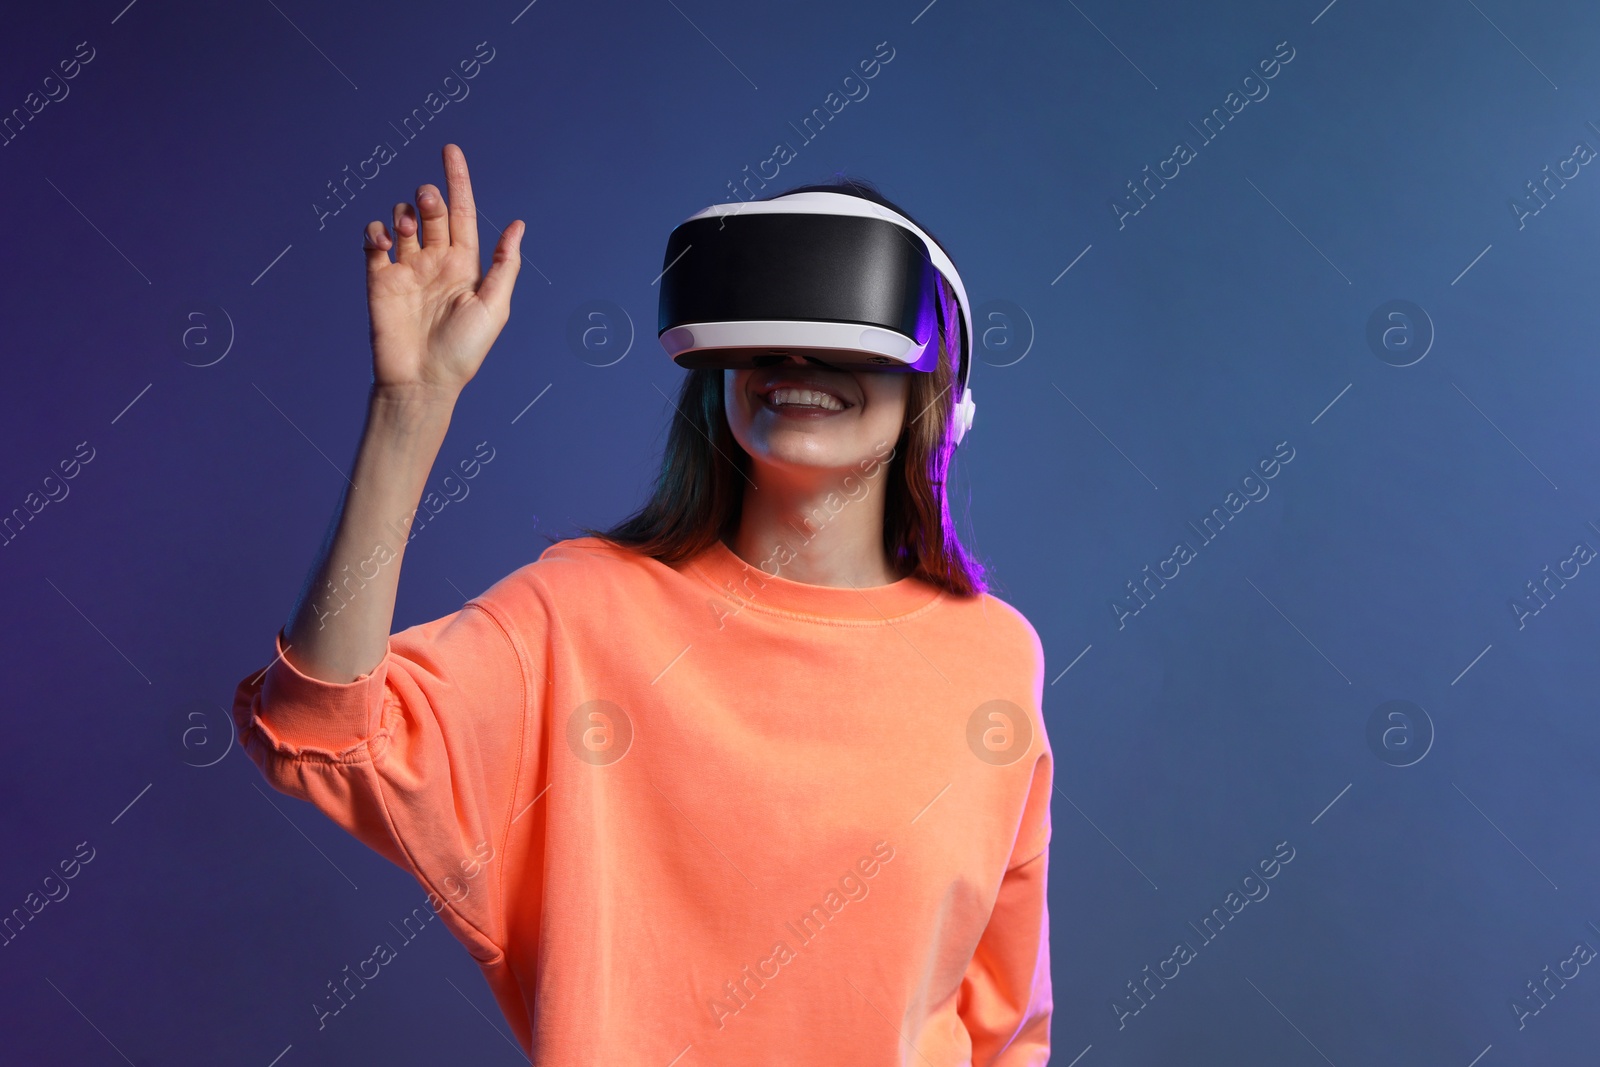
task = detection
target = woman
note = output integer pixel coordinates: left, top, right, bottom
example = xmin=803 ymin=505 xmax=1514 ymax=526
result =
xmin=233 ymin=143 xmax=1053 ymax=1065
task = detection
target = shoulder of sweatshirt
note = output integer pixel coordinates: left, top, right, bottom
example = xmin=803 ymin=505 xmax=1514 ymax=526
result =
xmin=967 ymin=586 xmax=1044 ymax=660
xmin=462 ymin=535 xmax=660 ymax=617
xmin=527 ymin=534 xmax=645 ymax=583
xmin=967 ymin=587 xmax=1048 ymax=702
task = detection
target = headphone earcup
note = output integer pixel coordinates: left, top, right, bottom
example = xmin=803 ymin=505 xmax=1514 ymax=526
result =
xmin=952 ymin=387 xmax=976 ymax=446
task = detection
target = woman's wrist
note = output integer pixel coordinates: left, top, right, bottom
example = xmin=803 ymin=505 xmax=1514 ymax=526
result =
xmin=366 ymin=380 xmax=460 ymax=437
xmin=369 ymin=379 xmax=460 ymax=413
xmin=357 ymin=383 xmax=459 ymax=489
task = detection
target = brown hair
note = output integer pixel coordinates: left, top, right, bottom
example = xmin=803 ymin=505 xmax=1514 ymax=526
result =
xmin=567 ymin=176 xmax=989 ymax=597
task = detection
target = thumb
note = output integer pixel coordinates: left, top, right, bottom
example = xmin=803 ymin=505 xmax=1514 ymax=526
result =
xmin=478 ymin=220 xmax=524 ymax=317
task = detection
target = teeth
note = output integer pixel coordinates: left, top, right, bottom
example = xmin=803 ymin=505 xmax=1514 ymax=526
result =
xmin=768 ymin=387 xmax=844 ymax=411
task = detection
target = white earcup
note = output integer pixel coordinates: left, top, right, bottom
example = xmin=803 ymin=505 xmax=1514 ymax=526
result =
xmin=952 ymin=386 xmax=976 ymax=446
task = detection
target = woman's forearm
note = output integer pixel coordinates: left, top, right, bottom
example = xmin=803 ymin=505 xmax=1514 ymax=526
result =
xmin=280 ymin=384 xmax=458 ymax=683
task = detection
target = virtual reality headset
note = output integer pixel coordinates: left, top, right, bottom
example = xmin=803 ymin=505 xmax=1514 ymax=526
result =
xmin=656 ymin=190 xmax=978 ymax=444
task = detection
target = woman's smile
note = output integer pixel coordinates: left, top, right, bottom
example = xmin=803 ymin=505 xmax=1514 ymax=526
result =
xmin=753 ymin=364 xmax=857 ymax=419
xmin=763 ymin=386 xmax=849 ymax=415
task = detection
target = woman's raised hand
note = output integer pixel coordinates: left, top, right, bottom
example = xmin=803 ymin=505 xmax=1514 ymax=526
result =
xmin=363 ymin=143 xmax=524 ymax=399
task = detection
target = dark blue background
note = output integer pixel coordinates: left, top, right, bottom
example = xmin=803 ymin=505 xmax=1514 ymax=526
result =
xmin=3 ymin=0 xmax=1598 ymax=1063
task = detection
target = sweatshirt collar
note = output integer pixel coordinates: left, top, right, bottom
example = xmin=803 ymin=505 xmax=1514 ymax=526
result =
xmin=686 ymin=537 xmax=944 ymax=623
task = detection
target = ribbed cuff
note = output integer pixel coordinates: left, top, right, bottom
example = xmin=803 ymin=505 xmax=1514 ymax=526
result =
xmin=245 ymin=627 xmax=390 ymax=757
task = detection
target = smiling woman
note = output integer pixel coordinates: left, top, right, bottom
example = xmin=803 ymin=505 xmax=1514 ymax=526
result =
xmin=587 ymin=176 xmax=984 ymax=596
xmin=234 ymin=146 xmax=1052 ymax=1066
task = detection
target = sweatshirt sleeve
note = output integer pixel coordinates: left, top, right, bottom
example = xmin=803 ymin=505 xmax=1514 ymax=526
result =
xmin=230 ymin=585 xmax=540 ymax=963
xmin=960 ymin=634 xmax=1054 ymax=1067
xmin=959 ymin=840 xmax=1052 ymax=1066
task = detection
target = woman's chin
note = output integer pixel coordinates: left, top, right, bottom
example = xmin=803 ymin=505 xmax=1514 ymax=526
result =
xmin=747 ymin=436 xmax=882 ymax=477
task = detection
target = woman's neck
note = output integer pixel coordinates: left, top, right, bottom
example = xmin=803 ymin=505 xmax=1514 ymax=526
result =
xmin=728 ymin=465 xmax=900 ymax=588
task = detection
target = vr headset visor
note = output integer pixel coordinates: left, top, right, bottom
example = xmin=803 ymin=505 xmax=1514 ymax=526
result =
xmin=656 ymin=192 xmax=977 ymax=441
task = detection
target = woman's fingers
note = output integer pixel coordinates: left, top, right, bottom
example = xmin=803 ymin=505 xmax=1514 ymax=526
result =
xmin=477 ymin=220 xmax=524 ymax=316
xmin=392 ymin=201 xmax=421 ymax=259
xmin=442 ymin=145 xmax=479 ymax=255
xmin=363 ymin=220 xmax=392 ymax=278
xmin=380 ymin=149 xmax=477 ymax=266
xmin=415 ymin=183 xmax=450 ymax=248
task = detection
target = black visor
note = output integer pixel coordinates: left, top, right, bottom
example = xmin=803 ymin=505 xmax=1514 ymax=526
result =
xmin=657 ymin=212 xmax=941 ymax=371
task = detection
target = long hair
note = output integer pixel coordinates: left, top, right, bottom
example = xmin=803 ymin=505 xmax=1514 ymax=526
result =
xmin=571 ymin=176 xmax=988 ymax=597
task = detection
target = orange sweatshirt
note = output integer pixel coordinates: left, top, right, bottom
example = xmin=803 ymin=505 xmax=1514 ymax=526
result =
xmin=233 ymin=536 xmax=1053 ymax=1064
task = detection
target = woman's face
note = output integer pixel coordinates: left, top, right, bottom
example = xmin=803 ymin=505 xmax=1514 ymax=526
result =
xmin=724 ymin=357 xmax=908 ymax=479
